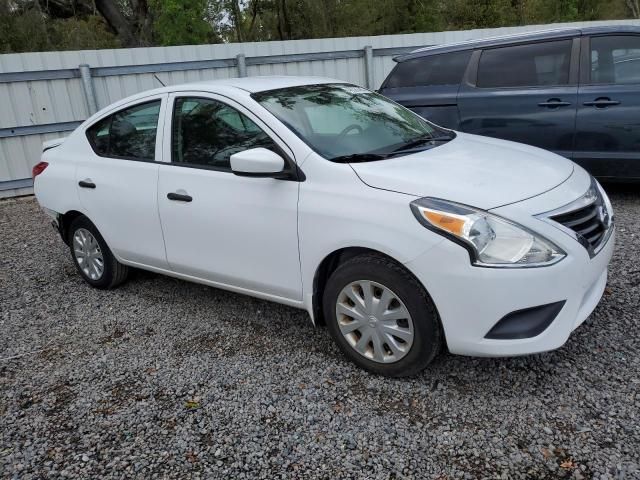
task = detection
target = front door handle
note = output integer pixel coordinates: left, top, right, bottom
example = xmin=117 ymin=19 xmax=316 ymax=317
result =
xmin=78 ymin=180 xmax=96 ymax=189
xmin=583 ymin=98 xmax=620 ymax=108
xmin=538 ymin=99 xmax=572 ymax=108
xmin=167 ymin=192 xmax=193 ymax=202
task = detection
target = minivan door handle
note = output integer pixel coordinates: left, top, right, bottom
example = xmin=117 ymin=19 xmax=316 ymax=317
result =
xmin=167 ymin=192 xmax=193 ymax=202
xmin=583 ymin=98 xmax=620 ymax=108
xmin=78 ymin=180 xmax=96 ymax=189
xmin=537 ymin=99 xmax=572 ymax=108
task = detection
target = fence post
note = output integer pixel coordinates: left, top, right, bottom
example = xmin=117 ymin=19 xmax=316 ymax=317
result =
xmin=78 ymin=64 xmax=98 ymax=115
xmin=363 ymin=45 xmax=374 ymax=89
xmin=236 ymin=54 xmax=247 ymax=77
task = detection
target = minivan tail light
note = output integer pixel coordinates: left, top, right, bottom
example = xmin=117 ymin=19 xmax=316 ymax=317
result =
xmin=32 ymin=161 xmax=49 ymax=179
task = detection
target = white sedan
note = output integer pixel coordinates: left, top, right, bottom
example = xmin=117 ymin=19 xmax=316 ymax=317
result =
xmin=33 ymin=76 xmax=614 ymax=376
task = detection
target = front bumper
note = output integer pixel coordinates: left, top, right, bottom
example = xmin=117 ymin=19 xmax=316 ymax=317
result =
xmin=404 ymin=169 xmax=615 ymax=357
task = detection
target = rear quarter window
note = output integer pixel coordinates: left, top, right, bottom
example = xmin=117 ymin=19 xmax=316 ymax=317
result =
xmin=384 ymin=51 xmax=471 ymax=88
xmin=86 ymin=100 xmax=161 ymax=161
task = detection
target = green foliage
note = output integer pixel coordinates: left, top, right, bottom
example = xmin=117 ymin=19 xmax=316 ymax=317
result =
xmin=0 ymin=0 xmax=636 ymax=54
xmin=47 ymin=17 xmax=120 ymax=51
xmin=0 ymin=2 xmax=118 ymax=53
xmin=151 ymin=0 xmax=218 ymax=46
xmin=0 ymin=7 xmax=50 ymax=53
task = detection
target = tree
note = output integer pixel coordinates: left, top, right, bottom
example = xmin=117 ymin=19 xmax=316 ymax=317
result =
xmin=151 ymin=0 xmax=218 ymax=45
xmin=0 ymin=0 xmax=637 ymax=54
xmin=91 ymin=0 xmax=154 ymax=47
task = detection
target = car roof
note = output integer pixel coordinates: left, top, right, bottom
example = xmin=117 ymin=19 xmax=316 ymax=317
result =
xmin=83 ymin=76 xmax=346 ymax=125
xmin=183 ymin=75 xmax=343 ymax=93
xmin=395 ymin=25 xmax=640 ymax=62
xmin=136 ymin=76 xmax=341 ymax=98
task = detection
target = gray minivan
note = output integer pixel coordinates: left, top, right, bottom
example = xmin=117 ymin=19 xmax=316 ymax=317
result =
xmin=379 ymin=26 xmax=640 ymax=181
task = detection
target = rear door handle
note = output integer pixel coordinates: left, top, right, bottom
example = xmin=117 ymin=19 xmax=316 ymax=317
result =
xmin=538 ymin=99 xmax=572 ymax=108
xmin=78 ymin=180 xmax=96 ymax=189
xmin=583 ymin=98 xmax=620 ymax=108
xmin=167 ymin=192 xmax=193 ymax=202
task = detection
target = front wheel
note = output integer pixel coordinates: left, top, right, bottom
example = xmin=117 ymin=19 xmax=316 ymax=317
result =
xmin=68 ymin=216 xmax=129 ymax=289
xmin=323 ymin=253 xmax=442 ymax=377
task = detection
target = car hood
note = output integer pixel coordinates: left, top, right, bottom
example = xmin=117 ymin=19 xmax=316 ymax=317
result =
xmin=350 ymin=132 xmax=574 ymax=210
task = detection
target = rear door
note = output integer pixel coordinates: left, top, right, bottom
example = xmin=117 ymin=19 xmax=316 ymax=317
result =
xmin=575 ymin=34 xmax=640 ymax=179
xmin=378 ymin=50 xmax=471 ymax=129
xmin=457 ymin=38 xmax=579 ymax=158
xmin=76 ymin=95 xmax=169 ymax=268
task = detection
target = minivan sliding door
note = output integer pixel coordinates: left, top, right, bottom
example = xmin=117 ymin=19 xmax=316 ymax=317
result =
xmin=457 ymin=37 xmax=580 ymax=159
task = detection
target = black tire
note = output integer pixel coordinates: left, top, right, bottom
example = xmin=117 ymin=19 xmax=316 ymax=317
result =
xmin=323 ymin=253 xmax=442 ymax=377
xmin=67 ymin=215 xmax=129 ymax=289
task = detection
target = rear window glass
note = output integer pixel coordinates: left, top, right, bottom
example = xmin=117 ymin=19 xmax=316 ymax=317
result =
xmin=590 ymin=35 xmax=640 ymax=85
xmin=477 ymin=40 xmax=572 ymax=88
xmin=86 ymin=101 xmax=161 ymax=160
xmin=384 ymin=51 xmax=471 ymax=88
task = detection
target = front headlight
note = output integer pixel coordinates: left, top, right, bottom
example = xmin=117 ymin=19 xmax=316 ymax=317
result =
xmin=410 ymin=198 xmax=565 ymax=267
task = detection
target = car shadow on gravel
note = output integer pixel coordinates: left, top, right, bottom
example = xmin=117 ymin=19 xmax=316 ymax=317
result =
xmin=119 ymin=268 xmax=329 ymax=359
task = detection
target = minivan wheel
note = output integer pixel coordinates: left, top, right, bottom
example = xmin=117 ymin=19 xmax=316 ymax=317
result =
xmin=323 ymin=253 xmax=442 ymax=377
xmin=68 ymin=216 xmax=129 ymax=289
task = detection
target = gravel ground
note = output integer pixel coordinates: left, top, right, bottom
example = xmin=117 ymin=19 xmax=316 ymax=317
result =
xmin=1 ymin=188 xmax=639 ymax=480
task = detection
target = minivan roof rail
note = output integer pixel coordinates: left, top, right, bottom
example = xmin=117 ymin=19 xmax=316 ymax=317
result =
xmin=393 ymin=24 xmax=640 ymax=62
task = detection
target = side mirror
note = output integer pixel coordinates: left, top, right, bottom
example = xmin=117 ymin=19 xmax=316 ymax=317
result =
xmin=230 ymin=148 xmax=286 ymax=177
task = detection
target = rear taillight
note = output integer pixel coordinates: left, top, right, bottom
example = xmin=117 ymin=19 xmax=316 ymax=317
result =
xmin=32 ymin=161 xmax=49 ymax=179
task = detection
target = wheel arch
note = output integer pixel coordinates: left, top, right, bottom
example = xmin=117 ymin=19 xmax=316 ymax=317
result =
xmin=311 ymin=247 xmax=407 ymax=326
xmin=59 ymin=209 xmax=85 ymax=245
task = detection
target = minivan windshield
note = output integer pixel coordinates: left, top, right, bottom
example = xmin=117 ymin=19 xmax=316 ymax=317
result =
xmin=253 ymin=83 xmax=453 ymax=162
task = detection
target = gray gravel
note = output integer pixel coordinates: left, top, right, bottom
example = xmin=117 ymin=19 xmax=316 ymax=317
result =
xmin=1 ymin=188 xmax=639 ymax=479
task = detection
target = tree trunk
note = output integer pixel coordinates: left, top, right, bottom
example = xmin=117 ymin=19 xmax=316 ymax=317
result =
xmin=247 ymin=0 xmax=260 ymax=40
xmin=627 ymin=0 xmax=640 ymax=18
xmin=131 ymin=0 xmax=153 ymax=45
xmin=281 ymin=0 xmax=292 ymax=39
xmin=94 ymin=0 xmax=139 ymax=46
xmin=230 ymin=0 xmax=244 ymax=42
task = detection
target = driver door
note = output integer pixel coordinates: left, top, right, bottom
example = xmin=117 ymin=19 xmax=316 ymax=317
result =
xmin=157 ymin=93 xmax=302 ymax=301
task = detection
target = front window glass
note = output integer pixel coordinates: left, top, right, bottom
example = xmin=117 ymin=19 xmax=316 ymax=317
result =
xmin=253 ymin=84 xmax=448 ymax=161
xmin=172 ymin=97 xmax=277 ymax=169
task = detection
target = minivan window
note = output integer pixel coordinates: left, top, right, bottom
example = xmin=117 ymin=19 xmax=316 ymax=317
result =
xmin=384 ymin=51 xmax=471 ymax=88
xmin=477 ymin=40 xmax=573 ymax=88
xmin=86 ymin=100 xmax=161 ymax=160
xmin=171 ymin=97 xmax=277 ymax=169
xmin=590 ymin=35 xmax=640 ymax=85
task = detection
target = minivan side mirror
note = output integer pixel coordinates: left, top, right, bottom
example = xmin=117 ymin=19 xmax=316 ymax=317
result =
xmin=230 ymin=148 xmax=286 ymax=178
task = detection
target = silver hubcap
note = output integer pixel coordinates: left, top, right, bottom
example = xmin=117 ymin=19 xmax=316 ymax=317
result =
xmin=73 ymin=228 xmax=104 ymax=280
xmin=336 ymin=280 xmax=414 ymax=364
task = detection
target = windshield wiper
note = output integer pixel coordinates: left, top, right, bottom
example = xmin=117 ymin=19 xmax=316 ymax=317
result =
xmin=391 ymin=134 xmax=454 ymax=154
xmin=330 ymin=133 xmax=455 ymax=163
xmin=330 ymin=153 xmax=389 ymax=163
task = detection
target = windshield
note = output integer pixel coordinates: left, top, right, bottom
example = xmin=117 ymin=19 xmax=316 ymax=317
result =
xmin=252 ymin=84 xmax=452 ymax=162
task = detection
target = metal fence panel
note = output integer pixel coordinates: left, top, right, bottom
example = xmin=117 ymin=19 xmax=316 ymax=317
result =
xmin=1 ymin=19 xmax=639 ymax=197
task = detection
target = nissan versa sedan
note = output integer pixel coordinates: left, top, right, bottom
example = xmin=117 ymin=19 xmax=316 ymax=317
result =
xmin=33 ymin=77 xmax=614 ymax=377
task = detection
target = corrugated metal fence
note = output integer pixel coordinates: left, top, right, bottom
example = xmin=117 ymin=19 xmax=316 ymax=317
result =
xmin=1 ymin=19 xmax=638 ymax=198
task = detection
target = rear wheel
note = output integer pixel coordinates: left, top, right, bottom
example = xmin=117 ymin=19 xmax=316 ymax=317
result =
xmin=68 ymin=216 xmax=129 ymax=289
xmin=323 ymin=253 xmax=442 ymax=377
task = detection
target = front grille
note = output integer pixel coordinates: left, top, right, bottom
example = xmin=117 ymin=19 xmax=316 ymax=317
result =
xmin=546 ymin=179 xmax=613 ymax=257
xmin=550 ymin=202 xmax=606 ymax=248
